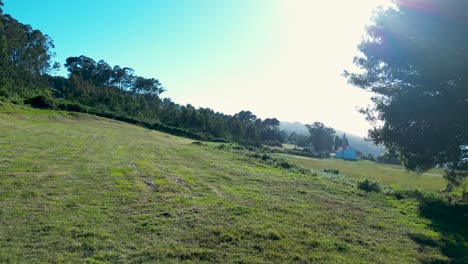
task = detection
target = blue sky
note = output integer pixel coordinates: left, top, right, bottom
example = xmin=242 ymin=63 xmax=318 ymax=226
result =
xmin=5 ymin=0 xmax=271 ymax=76
xmin=4 ymin=0 xmax=388 ymax=136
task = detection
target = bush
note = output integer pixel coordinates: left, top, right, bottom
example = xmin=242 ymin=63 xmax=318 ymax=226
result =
xmin=302 ymin=148 xmax=311 ymax=153
xmin=216 ymin=144 xmax=227 ymax=150
xmin=357 ymin=179 xmax=381 ymax=193
xmin=418 ymin=194 xmax=468 ymax=225
xmin=263 ymin=140 xmax=283 ymax=147
xmin=261 ymin=153 xmax=272 ymax=161
xmin=24 ymin=95 xmax=56 ymax=109
xmin=361 ymin=154 xmax=375 ymax=161
xmin=56 ymin=100 xmax=91 ymax=113
xmin=231 ymin=144 xmax=245 ymax=150
xmin=285 ymin=149 xmax=317 ymax=158
xmin=376 ymin=155 xmax=402 ymax=165
xmin=317 ymin=152 xmax=331 ymax=159
xmin=212 ymin=137 xmax=229 ymax=143
xmin=275 ymin=159 xmax=293 ymax=169
xmin=324 ymin=168 xmax=340 ymax=174
xmin=386 ymin=186 xmax=424 ymax=200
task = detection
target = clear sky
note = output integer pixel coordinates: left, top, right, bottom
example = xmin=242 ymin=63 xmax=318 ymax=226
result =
xmin=4 ymin=0 xmax=389 ymax=137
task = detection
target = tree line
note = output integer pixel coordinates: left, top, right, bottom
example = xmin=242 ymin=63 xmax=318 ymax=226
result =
xmin=0 ymin=2 xmax=288 ymax=147
xmin=0 ymin=1 xmax=59 ymax=98
xmin=0 ymin=1 xmax=352 ymax=152
xmin=2 ymin=1 xmax=375 ymax=160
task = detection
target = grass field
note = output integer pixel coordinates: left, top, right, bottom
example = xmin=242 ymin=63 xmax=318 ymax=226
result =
xmin=0 ymin=104 xmax=466 ymax=263
xmin=277 ymin=154 xmax=446 ymax=192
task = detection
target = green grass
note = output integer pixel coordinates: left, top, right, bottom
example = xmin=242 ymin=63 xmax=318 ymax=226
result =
xmin=0 ymin=104 xmax=465 ymax=263
xmin=277 ymin=154 xmax=446 ymax=192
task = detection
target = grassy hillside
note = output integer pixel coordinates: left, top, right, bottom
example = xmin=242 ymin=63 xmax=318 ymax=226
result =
xmin=277 ymin=155 xmax=446 ymax=192
xmin=0 ymin=104 xmax=466 ymax=263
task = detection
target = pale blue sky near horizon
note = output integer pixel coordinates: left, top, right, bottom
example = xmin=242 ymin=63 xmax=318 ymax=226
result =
xmin=4 ymin=0 xmax=389 ymax=137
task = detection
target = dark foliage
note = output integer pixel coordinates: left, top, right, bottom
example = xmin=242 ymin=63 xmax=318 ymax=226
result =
xmin=323 ymin=168 xmax=340 ymax=175
xmin=263 ymin=140 xmax=283 ymax=147
xmin=411 ymin=193 xmax=468 ymax=263
xmin=306 ymin=122 xmax=335 ymax=153
xmin=249 ymin=153 xmax=312 ymax=175
xmin=346 ymin=0 xmax=468 ymax=184
xmin=24 ymin=95 xmax=55 ymax=109
xmin=357 ymin=179 xmax=381 ymax=193
xmin=376 ymin=150 xmax=402 ymax=165
xmin=285 ymin=149 xmax=318 ymax=158
xmin=361 ymin=153 xmax=375 ymax=162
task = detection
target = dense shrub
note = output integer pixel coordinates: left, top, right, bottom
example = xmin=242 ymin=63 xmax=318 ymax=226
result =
xmin=361 ymin=154 xmax=375 ymax=162
xmin=211 ymin=137 xmax=229 ymax=143
xmin=275 ymin=159 xmax=293 ymax=169
xmin=263 ymin=140 xmax=283 ymax=147
xmin=285 ymin=149 xmax=315 ymax=158
xmin=57 ymin=101 xmax=91 ymax=113
xmin=24 ymin=95 xmax=56 ymax=109
xmin=357 ymin=179 xmax=381 ymax=193
xmin=261 ymin=153 xmax=272 ymax=161
xmin=376 ymin=155 xmax=402 ymax=165
xmin=302 ymin=148 xmax=311 ymax=153
xmin=231 ymin=145 xmax=245 ymax=150
xmin=317 ymin=152 xmax=330 ymax=159
xmin=386 ymin=187 xmax=424 ymax=200
xmin=418 ymin=194 xmax=468 ymax=224
xmin=324 ymin=168 xmax=340 ymax=174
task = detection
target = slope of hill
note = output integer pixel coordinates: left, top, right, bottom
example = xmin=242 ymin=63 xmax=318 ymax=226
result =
xmin=0 ymin=104 xmax=465 ymax=263
xmin=277 ymin=154 xmax=445 ymax=192
xmin=280 ymin=121 xmax=385 ymax=157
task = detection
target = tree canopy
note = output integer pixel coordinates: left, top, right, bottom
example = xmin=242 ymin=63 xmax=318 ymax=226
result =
xmin=306 ymin=122 xmax=335 ymax=153
xmin=0 ymin=11 xmax=57 ymax=88
xmin=346 ymin=0 xmax=468 ymax=184
xmin=0 ymin=2 xmax=287 ymax=148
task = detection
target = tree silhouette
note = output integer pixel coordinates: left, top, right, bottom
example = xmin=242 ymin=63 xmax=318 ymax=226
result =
xmin=346 ymin=0 xmax=468 ymax=184
xmin=306 ymin=122 xmax=335 ymax=153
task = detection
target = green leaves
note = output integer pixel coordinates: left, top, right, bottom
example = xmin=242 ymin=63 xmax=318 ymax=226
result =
xmin=347 ymin=0 xmax=468 ymax=183
xmin=306 ymin=122 xmax=335 ymax=153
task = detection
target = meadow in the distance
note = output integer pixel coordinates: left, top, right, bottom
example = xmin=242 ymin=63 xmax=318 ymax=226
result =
xmin=276 ymin=154 xmax=446 ymax=192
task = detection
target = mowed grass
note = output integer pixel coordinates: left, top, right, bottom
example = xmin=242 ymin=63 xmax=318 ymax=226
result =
xmin=0 ymin=104 xmax=461 ymax=263
xmin=277 ymin=154 xmax=446 ymax=192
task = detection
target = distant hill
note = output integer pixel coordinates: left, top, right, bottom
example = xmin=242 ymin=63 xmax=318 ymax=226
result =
xmin=280 ymin=121 xmax=385 ymax=157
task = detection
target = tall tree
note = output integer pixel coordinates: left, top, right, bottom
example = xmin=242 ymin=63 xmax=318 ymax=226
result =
xmin=342 ymin=133 xmax=349 ymax=147
xmin=261 ymin=118 xmax=281 ymax=142
xmin=0 ymin=2 xmax=7 ymax=79
xmin=306 ymin=122 xmax=335 ymax=153
xmin=345 ymin=0 xmax=468 ymax=184
xmin=0 ymin=10 xmax=57 ymax=90
xmin=133 ymin=76 xmax=164 ymax=96
xmin=245 ymin=122 xmax=260 ymax=146
xmin=334 ymin=135 xmax=343 ymax=151
xmin=289 ymin=132 xmax=299 ymax=148
xmin=94 ymin=60 xmax=112 ymax=86
xmin=235 ymin=110 xmax=256 ymax=123
xmin=227 ymin=116 xmax=245 ymax=142
xmin=65 ymin=56 xmax=97 ymax=80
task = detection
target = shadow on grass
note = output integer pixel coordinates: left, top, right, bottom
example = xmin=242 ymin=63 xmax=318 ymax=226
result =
xmin=411 ymin=196 xmax=468 ymax=264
